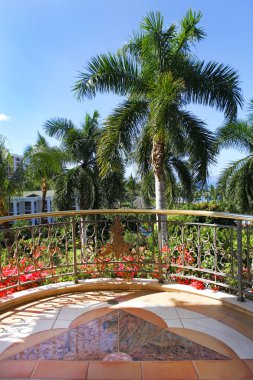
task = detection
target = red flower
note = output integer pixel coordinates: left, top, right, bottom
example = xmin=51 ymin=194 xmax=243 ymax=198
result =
xmin=190 ymin=280 xmax=205 ymax=290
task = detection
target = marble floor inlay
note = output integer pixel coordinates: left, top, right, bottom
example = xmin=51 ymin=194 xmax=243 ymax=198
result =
xmin=6 ymin=309 xmax=227 ymax=361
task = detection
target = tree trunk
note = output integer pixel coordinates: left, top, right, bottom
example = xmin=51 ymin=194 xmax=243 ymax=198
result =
xmin=151 ymin=140 xmax=168 ymax=247
xmin=41 ymin=178 xmax=48 ymax=213
xmin=0 ymin=198 xmax=8 ymax=217
xmin=41 ymin=177 xmax=48 ymax=224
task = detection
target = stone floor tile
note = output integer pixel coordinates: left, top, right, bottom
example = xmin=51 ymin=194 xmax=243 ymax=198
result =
xmin=57 ymin=303 xmax=107 ymax=321
xmin=31 ymin=360 xmax=89 ymax=379
xmin=87 ymin=362 xmax=142 ymax=380
xmin=180 ymin=304 xmax=227 ymax=320
xmin=221 ymin=315 xmax=253 ymax=340
xmin=57 ymin=307 xmax=90 ymax=320
xmin=164 ymin=319 xmax=183 ymax=328
xmin=144 ymin=305 xmax=179 ymax=319
xmin=52 ymin=319 xmax=71 ymax=329
xmin=0 ymin=359 xmax=36 ymax=378
xmin=18 ymin=319 xmax=55 ymax=335
xmin=176 ymin=307 xmax=207 ymax=319
xmin=193 ymin=359 xmax=253 ymax=379
xmin=142 ymin=361 xmax=198 ymax=380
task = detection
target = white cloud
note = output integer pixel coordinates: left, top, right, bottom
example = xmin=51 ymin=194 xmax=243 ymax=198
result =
xmin=0 ymin=114 xmax=11 ymax=121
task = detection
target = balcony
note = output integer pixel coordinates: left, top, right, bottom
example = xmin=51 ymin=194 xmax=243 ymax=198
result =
xmin=0 ymin=210 xmax=253 ymax=379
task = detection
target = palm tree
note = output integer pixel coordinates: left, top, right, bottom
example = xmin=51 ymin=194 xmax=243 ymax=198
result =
xmin=125 ymin=174 xmax=140 ymax=208
xmin=44 ymin=111 xmax=124 ymax=210
xmin=73 ymin=10 xmax=242 ymax=244
xmin=24 ymin=133 xmax=64 ymax=213
xmin=0 ymin=136 xmax=25 ymax=217
xmin=44 ymin=112 xmax=125 ymax=254
xmin=217 ymin=100 xmax=253 ymax=213
xmin=73 ymin=10 xmax=242 ymax=207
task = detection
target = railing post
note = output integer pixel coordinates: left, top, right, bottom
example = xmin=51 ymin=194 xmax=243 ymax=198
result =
xmin=72 ymin=217 xmax=78 ymax=284
xmin=236 ymin=220 xmax=244 ymax=302
xmin=157 ymin=214 xmax=164 ymax=283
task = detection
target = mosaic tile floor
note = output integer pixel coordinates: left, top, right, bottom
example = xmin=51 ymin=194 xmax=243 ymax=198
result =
xmin=4 ymin=309 xmax=227 ymax=361
xmin=0 ymin=290 xmax=253 ymax=379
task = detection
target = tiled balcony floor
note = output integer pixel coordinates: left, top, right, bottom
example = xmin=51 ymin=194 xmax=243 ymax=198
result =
xmin=0 ymin=289 xmax=253 ymax=379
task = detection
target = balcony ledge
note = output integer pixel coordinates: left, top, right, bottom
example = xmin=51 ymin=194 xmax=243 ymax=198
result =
xmin=0 ymin=278 xmax=253 ymax=317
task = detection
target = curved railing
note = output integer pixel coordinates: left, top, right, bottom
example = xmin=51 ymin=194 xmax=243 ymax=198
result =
xmin=0 ymin=209 xmax=252 ymax=301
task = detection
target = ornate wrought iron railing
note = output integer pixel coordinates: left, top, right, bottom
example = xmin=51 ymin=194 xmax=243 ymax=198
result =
xmin=0 ymin=209 xmax=252 ymax=301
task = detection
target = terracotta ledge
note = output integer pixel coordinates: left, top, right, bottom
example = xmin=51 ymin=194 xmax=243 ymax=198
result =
xmin=0 ymin=278 xmax=253 ymax=317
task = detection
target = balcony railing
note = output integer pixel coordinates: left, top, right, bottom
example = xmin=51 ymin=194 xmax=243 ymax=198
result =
xmin=0 ymin=209 xmax=252 ymax=302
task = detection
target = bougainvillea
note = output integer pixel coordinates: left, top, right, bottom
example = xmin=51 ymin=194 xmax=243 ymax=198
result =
xmin=0 ymin=248 xmax=50 ymax=298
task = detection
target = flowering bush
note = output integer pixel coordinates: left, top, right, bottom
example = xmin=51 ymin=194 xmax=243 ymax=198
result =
xmin=190 ymin=279 xmax=205 ymax=290
xmin=0 ymin=248 xmax=51 ymax=298
xmin=163 ymin=244 xmax=205 ymax=290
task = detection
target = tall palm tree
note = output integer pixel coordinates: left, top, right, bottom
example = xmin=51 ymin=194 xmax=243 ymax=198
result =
xmin=217 ymin=100 xmax=253 ymax=213
xmin=44 ymin=111 xmax=124 ymax=210
xmin=73 ymin=10 xmax=242 ymax=213
xmin=24 ymin=133 xmax=64 ymax=213
xmin=73 ymin=10 xmax=242 ymax=244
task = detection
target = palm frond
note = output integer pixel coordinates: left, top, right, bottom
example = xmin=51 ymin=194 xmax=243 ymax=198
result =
xmin=217 ymin=121 xmax=253 ymax=153
xmin=172 ymin=110 xmax=217 ymax=183
xmin=218 ymin=156 xmax=253 ymax=212
xmin=140 ymin=170 xmax=155 ymax=208
xmin=183 ymin=59 xmax=243 ymax=120
xmin=100 ymin=170 xmax=125 ymax=208
xmin=247 ymin=99 xmax=253 ymax=123
xmin=98 ymin=98 xmax=148 ymax=177
xmin=135 ymin=126 xmax=152 ymax=175
xmin=120 ymin=30 xmax=144 ymax=61
xmin=168 ymin=156 xmax=193 ymax=199
xmin=73 ymin=53 xmax=146 ymax=100
xmin=140 ymin=11 xmax=163 ymax=33
xmin=54 ymin=166 xmax=96 ymax=210
xmin=164 ymin=164 xmax=177 ymax=206
xmin=44 ymin=118 xmax=76 ymax=139
xmin=174 ymin=9 xmax=206 ymax=54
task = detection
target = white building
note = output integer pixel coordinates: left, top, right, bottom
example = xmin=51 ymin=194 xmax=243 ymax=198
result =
xmin=9 ymin=190 xmax=79 ymax=225
xmin=9 ymin=190 xmax=54 ymax=225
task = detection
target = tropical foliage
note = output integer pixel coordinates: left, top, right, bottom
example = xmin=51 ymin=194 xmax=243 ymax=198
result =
xmin=44 ymin=111 xmax=125 ymax=210
xmin=0 ymin=136 xmax=25 ymax=217
xmin=217 ymin=99 xmax=253 ymax=213
xmin=24 ymin=133 xmax=64 ymax=213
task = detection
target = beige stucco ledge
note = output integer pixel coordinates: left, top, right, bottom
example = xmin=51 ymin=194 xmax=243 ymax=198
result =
xmin=0 ymin=278 xmax=253 ymax=317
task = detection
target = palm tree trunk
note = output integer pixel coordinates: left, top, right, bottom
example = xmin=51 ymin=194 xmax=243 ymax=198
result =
xmin=152 ymin=140 xmax=168 ymax=247
xmin=41 ymin=177 xmax=48 ymax=224
xmin=41 ymin=178 xmax=48 ymax=213
xmin=0 ymin=198 xmax=8 ymax=217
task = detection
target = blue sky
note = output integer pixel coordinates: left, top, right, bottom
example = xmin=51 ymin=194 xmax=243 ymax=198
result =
xmin=0 ymin=0 xmax=252 ymax=181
